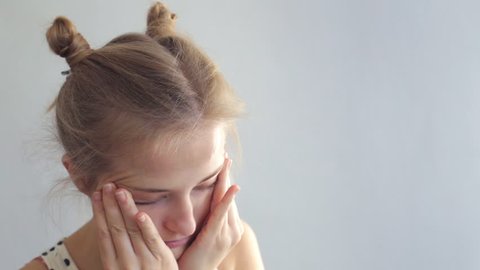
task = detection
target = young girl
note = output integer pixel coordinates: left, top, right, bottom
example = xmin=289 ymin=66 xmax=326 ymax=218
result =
xmin=21 ymin=2 xmax=263 ymax=269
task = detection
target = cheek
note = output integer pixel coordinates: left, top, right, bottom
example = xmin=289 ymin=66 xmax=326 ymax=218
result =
xmin=137 ymin=205 xmax=167 ymax=234
xmin=191 ymin=189 xmax=215 ymax=222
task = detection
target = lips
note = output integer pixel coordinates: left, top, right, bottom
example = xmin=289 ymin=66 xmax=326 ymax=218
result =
xmin=164 ymin=237 xmax=191 ymax=249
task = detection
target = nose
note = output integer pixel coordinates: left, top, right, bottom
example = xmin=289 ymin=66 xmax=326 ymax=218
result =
xmin=164 ymin=195 xmax=197 ymax=236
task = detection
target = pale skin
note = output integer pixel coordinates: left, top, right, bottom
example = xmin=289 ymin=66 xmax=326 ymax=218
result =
xmin=22 ymin=125 xmax=264 ymax=270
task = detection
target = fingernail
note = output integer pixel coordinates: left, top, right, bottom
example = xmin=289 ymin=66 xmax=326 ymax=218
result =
xmin=228 ymin=159 xmax=233 ymax=169
xmin=115 ymin=190 xmax=126 ymax=202
xmin=92 ymin=191 xmax=101 ymax=201
xmin=104 ymin=183 xmax=114 ymax=192
xmin=137 ymin=213 xmax=146 ymax=223
xmin=225 ymin=152 xmax=229 ymax=159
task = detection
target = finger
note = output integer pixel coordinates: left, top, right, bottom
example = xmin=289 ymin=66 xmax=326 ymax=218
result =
xmin=226 ymin=158 xmax=233 ymax=187
xmin=228 ymin=200 xmax=240 ymax=227
xmin=115 ymin=188 xmax=152 ymax=257
xmin=224 ymin=151 xmax=231 ymax=186
xmin=224 ymin=202 xmax=244 ymax=249
xmin=91 ymin=191 xmax=118 ymax=269
xmin=211 ymin=158 xmax=231 ymax=210
xmin=224 ymin=188 xmax=239 ymax=230
xmin=228 ymin=200 xmax=244 ymax=238
xmin=102 ymin=183 xmax=135 ymax=262
xmin=135 ymin=211 xmax=172 ymax=259
xmin=207 ymin=184 xmax=240 ymax=233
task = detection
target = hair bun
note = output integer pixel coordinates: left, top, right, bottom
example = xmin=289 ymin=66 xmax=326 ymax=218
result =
xmin=146 ymin=2 xmax=177 ymax=40
xmin=46 ymin=16 xmax=92 ymax=67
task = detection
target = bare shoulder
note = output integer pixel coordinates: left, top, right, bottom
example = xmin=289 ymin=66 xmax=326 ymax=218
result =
xmin=219 ymin=220 xmax=265 ymax=270
xmin=20 ymin=258 xmax=47 ymax=270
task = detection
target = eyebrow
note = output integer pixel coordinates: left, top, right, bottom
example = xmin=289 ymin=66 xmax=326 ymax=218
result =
xmin=122 ymin=164 xmax=224 ymax=193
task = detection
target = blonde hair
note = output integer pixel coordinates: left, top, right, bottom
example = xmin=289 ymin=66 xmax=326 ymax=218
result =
xmin=45 ymin=2 xmax=244 ymax=193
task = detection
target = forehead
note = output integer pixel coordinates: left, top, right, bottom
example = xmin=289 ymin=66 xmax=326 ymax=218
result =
xmin=104 ymin=125 xmax=226 ymax=187
xmin=140 ymin=126 xmax=225 ymax=171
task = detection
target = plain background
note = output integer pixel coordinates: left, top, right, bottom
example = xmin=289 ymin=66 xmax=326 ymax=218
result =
xmin=2 ymin=0 xmax=480 ymax=269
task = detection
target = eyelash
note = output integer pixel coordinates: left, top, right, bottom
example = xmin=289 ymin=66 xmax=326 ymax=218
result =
xmin=194 ymin=181 xmax=216 ymax=191
xmin=134 ymin=181 xmax=217 ymax=205
xmin=134 ymin=194 xmax=169 ymax=206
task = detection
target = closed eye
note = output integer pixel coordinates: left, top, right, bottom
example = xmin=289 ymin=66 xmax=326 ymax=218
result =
xmin=194 ymin=181 xmax=217 ymax=191
xmin=134 ymin=201 xmax=156 ymax=205
xmin=134 ymin=194 xmax=169 ymax=205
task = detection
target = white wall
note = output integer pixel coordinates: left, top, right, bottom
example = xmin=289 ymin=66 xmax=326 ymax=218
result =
xmin=2 ymin=0 xmax=480 ymax=269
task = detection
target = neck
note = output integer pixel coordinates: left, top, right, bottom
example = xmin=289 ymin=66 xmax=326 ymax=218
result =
xmin=64 ymin=219 xmax=103 ymax=270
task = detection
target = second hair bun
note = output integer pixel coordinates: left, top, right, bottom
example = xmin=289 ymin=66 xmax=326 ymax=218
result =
xmin=146 ymin=2 xmax=177 ymax=40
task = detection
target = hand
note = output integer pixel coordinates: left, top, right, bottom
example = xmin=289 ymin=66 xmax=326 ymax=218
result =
xmin=177 ymin=156 xmax=244 ymax=270
xmin=91 ymin=183 xmax=178 ymax=270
